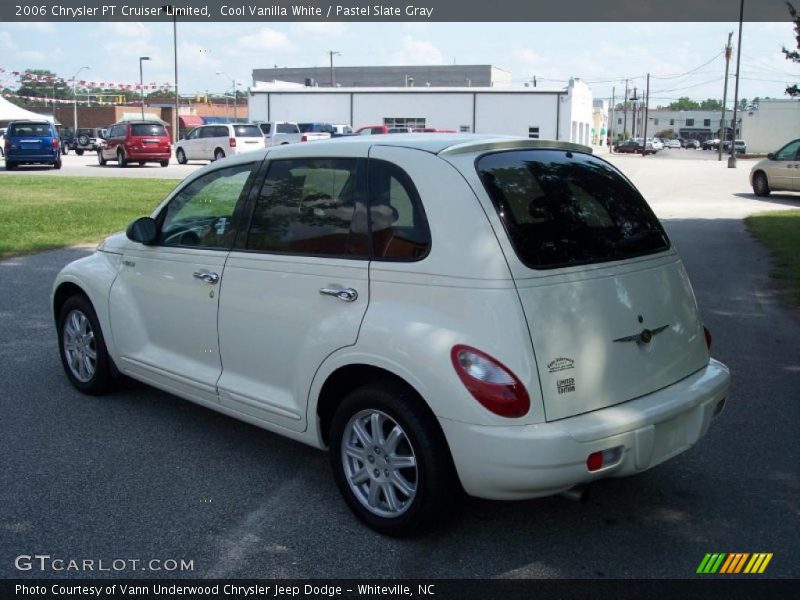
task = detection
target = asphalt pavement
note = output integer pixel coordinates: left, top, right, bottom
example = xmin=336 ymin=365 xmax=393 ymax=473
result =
xmin=0 ymin=153 xmax=798 ymax=579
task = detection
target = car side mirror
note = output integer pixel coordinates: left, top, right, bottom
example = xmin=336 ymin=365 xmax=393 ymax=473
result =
xmin=126 ymin=217 xmax=158 ymax=245
xmin=767 ymin=153 xmax=775 ymax=160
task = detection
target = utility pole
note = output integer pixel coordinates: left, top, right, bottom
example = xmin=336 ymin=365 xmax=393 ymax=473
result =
xmin=643 ymin=74 xmax=650 ymax=155
xmin=610 ymin=86 xmax=615 ymax=150
xmin=623 ymin=79 xmax=629 ymax=139
xmin=729 ymin=0 xmax=744 ymax=168
xmin=329 ymin=50 xmax=341 ymax=87
xmin=719 ymin=31 xmax=733 ymax=161
xmin=631 ymin=87 xmax=638 ymax=139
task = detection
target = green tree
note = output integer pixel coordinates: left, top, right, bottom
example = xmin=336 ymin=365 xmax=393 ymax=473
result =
xmin=655 ymin=129 xmax=675 ymax=139
xmin=16 ymin=69 xmax=69 ymax=100
xmin=783 ymin=2 xmax=799 ymax=96
xmin=699 ymin=98 xmax=724 ymax=110
xmin=668 ymin=97 xmax=700 ymax=110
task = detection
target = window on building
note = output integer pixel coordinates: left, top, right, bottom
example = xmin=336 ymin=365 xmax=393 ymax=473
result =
xmin=617 ymin=118 xmax=622 ymax=125
xmin=383 ymin=117 xmax=426 ymax=129
xmin=528 ymin=127 xmax=540 ymax=139
xmin=460 ymin=125 xmax=470 ymax=133
xmin=703 ymin=119 xmax=711 ymax=127
xmin=685 ymin=118 xmax=695 ymax=127
xmin=669 ymin=119 xmax=675 ymax=126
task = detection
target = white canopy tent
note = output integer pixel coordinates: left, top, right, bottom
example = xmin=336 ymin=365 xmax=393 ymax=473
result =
xmin=0 ymin=95 xmax=55 ymax=123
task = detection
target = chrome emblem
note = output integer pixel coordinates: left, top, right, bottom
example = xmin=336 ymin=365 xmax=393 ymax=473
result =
xmin=613 ymin=324 xmax=669 ymax=344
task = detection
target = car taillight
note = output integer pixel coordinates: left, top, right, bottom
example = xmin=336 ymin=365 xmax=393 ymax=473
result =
xmin=4 ymin=139 xmax=10 ymax=151
xmin=301 ymin=135 xmax=308 ymax=142
xmin=703 ymin=326 xmax=712 ymax=350
xmin=229 ymin=137 xmax=236 ymax=148
xmin=51 ymin=138 xmax=59 ymax=150
xmin=450 ymin=344 xmax=530 ymax=418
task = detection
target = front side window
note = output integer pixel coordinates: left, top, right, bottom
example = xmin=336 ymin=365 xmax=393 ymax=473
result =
xmin=186 ymin=128 xmax=200 ymax=140
xmin=368 ymin=160 xmax=431 ymax=261
xmin=477 ymin=150 xmax=669 ymax=269
xmin=246 ymin=158 xmax=367 ymax=257
xmin=775 ymin=139 xmax=800 ymax=160
xmin=158 ymin=163 xmax=254 ymax=248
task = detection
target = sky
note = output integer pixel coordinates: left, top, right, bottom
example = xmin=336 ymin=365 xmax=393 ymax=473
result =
xmin=0 ymin=20 xmax=797 ymax=108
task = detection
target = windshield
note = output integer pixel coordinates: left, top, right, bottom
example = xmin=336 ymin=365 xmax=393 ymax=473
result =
xmin=477 ymin=149 xmax=670 ymax=270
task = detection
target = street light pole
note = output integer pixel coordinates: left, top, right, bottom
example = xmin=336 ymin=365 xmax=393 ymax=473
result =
xmin=139 ymin=56 xmax=150 ymax=120
xmin=216 ymin=71 xmax=237 ymax=122
xmin=71 ymin=66 xmax=90 ymax=133
xmin=719 ymin=31 xmax=733 ymax=161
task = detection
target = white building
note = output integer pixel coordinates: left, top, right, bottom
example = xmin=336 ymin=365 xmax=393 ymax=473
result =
xmin=741 ymin=99 xmax=800 ymax=153
xmin=592 ymin=99 xmax=609 ymax=146
xmin=248 ymin=78 xmax=595 ymax=145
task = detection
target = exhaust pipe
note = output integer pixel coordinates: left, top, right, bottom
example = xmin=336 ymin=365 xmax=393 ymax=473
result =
xmin=559 ymin=485 xmax=589 ymax=503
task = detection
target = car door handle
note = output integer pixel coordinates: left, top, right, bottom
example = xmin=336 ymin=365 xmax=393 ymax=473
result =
xmin=319 ymin=287 xmax=358 ymax=302
xmin=193 ymin=271 xmax=220 ymax=284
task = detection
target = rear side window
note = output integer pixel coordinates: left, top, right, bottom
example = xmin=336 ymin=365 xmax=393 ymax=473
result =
xmin=234 ymin=125 xmax=262 ymax=138
xmin=276 ymin=123 xmax=297 ymax=134
xmin=246 ymin=158 xmax=368 ymax=258
xmin=477 ymin=149 xmax=669 ymax=269
xmin=8 ymin=123 xmax=51 ymax=136
xmin=131 ymin=124 xmax=167 ymax=136
xmin=259 ymin=123 xmax=271 ymax=134
xmin=368 ymin=160 xmax=431 ymax=261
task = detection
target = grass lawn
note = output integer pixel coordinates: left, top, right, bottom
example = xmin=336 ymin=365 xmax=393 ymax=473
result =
xmin=745 ymin=210 xmax=800 ymax=304
xmin=0 ymin=176 xmax=179 ymax=258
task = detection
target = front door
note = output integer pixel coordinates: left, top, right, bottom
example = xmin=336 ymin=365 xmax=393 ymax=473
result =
xmin=109 ymin=162 xmax=257 ymax=403
xmin=765 ymin=139 xmax=800 ymax=191
xmin=217 ymin=155 xmax=370 ymax=431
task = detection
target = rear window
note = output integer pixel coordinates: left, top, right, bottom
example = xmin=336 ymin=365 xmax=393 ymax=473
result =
xmin=233 ymin=125 xmax=262 ymax=138
xmin=477 ymin=149 xmax=669 ymax=270
xmin=131 ymin=124 xmax=167 ymax=137
xmin=8 ymin=123 xmax=51 ymax=137
xmin=259 ymin=123 xmax=271 ymax=134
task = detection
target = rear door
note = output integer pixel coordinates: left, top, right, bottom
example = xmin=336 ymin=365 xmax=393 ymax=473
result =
xmin=7 ymin=122 xmax=52 ymax=158
xmin=130 ymin=122 xmax=169 ymax=155
xmin=233 ymin=124 xmax=265 ymax=154
xmin=217 ymin=153 xmax=370 ymax=431
xmin=470 ymin=149 xmax=709 ymax=421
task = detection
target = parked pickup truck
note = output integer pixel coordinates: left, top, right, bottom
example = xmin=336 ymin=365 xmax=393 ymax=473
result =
xmin=256 ymin=121 xmax=303 ymax=146
xmin=298 ymin=122 xmax=335 ymax=142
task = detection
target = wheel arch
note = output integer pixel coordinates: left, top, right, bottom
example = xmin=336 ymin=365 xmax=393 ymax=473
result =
xmin=53 ymin=281 xmax=88 ymax=323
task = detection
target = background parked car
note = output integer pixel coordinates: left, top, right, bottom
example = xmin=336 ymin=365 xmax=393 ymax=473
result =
xmin=257 ymin=121 xmax=303 ymax=146
xmin=666 ymin=139 xmax=681 ymax=149
xmin=0 ymin=127 xmax=5 ymax=157
xmin=3 ymin=120 xmax=61 ymax=170
xmin=356 ymin=125 xmax=390 ymax=135
xmin=648 ymin=138 xmax=664 ymax=151
xmin=687 ymin=139 xmax=701 ymax=149
xmin=71 ymin=127 xmax=106 ymax=155
xmin=176 ymin=123 xmax=266 ymax=164
xmin=298 ymin=122 xmax=334 ymax=142
xmin=98 ymin=121 xmax=171 ymax=168
xmin=750 ymin=138 xmax=800 ymax=196
xmin=721 ymin=139 xmax=747 ymax=154
xmin=616 ymin=139 xmax=655 ymax=155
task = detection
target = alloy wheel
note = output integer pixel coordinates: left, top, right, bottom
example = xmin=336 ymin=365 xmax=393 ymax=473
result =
xmin=62 ymin=309 xmax=97 ymax=383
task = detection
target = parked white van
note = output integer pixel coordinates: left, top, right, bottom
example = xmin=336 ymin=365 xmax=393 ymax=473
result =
xmin=175 ymin=123 xmax=265 ymax=164
xmin=52 ymin=135 xmax=730 ymax=535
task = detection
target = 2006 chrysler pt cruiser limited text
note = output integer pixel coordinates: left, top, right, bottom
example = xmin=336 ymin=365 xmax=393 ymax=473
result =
xmin=52 ymin=135 xmax=730 ymax=534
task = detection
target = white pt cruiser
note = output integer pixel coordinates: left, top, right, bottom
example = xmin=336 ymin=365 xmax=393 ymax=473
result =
xmin=53 ymin=136 xmax=730 ymax=535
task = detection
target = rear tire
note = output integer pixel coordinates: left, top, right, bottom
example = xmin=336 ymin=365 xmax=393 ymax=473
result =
xmin=53 ymin=158 xmax=62 ymax=170
xmin=57 ymin=295 xmax=117 ymax=395
xmin=213 ymin=148 xmax=225 ymax=161
xmin=117 ymin=149 xmax=127 ymax=168
xmin=753 ymin=172 xmax=771 ymax=197
xmin=329 ymin=381 xmax=459 ymax=536
xmin=138 ymin=161 xmax=146 ymax=166
xmin=5 ymin=161 xmax=16 ymax=171
xmin=160 ymin=160 xmax=169 ymax=168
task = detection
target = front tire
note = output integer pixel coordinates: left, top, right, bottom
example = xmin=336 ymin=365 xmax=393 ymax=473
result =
xmin=98 ymin=151 xmax=106 ymax=166
xmin=117 ymin=149 xmax=127 ymax=168
xmin=176 ymin=148 xmax=187 ymax=164
xmin=753 ymin=172 xmax=771 ymax=197
xmin=57 ymin=295 xmax=116 ymax=395
xmin=329 ymin=382 xmax=458 ymax=536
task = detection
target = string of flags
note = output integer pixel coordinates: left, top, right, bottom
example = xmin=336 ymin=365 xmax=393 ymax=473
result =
xmin=0 ymin=68 xmax=173 ymax=90
xmin=2 ymin=92 xmax=154 ymax=106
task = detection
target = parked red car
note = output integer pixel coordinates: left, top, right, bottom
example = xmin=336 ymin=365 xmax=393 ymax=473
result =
xmin=412 ymin=127 xmax=458 ymax=133
xmin=98 ymin=121 xmax=171 ymax=167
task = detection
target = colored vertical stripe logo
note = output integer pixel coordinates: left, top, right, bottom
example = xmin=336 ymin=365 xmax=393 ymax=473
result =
xmin=697 ymin=553 xmax=773 ymax=574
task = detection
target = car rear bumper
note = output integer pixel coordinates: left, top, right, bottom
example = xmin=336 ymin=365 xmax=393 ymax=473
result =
xmin=125 ymin=149 xmax=171 ymax=160
xmin=6 ymin=152 xmax=58 ymax=163
xmin=439 ymin=358 xmax=730 ymax=500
